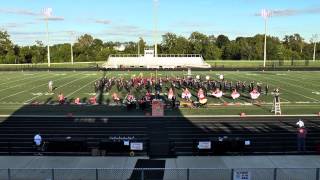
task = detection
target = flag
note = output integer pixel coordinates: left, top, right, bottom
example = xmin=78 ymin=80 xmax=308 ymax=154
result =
xmin=42 ymin=8 xmax=53 ymax=17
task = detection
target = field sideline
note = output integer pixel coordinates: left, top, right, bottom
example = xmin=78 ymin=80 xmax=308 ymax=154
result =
xmin=0 ymin=70 xmax=319 ymax=116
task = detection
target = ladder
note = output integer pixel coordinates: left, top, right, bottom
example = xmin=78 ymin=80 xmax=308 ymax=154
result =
xmin=271 ymin=97 xmax=281 ymax=115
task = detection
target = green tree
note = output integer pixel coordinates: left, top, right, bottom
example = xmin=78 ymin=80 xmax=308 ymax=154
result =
xmin=138 ymin=37 xmax=146 ymax=55
xmin=74 ymin=34 xmax=95 ymax=62
xmin=161 ymin=33 xmax=190 ymax=54
xmin=216 ymin=35 xmax=230 ymax=49
xmin=0 ymin=31 xmax=14 ymax=63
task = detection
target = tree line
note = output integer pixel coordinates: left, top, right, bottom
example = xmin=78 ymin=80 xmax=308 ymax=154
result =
xmin=0 ymin=30 xmax=319 ymax=64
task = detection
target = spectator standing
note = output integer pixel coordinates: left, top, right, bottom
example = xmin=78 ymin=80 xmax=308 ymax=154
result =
xmin=297 ymin=127 xmax=307 ymax=152
xmin=34 ymin=133 xmax=42 ymax=155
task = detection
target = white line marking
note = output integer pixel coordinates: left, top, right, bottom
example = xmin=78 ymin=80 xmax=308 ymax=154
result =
xmin=66 ymin=78 xmax=99 ymax=98
xmin=261 ymin=75 xmax=320 ymax=102
xmin=0 ymin=73 xmax=48 ymax=87
xmin=312 ymin=92 xmax=320 ymax=95
xmin=23 ymin=73 xmax=88 ymax=103
xmin=268 ymin=74 xmax=320 ymax=92
xmin=290 ymin=72 xmax=320 ymax=86
xmin=0 ymin=74 xmax=52 ymax=93
xmin=0 ymin=72 xmax=82 ymax=102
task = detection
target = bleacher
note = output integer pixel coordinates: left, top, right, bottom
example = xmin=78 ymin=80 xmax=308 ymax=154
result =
xmin=0 ymin=116 xmax=319 ymax=156
xmin=103 ymin=48 xmax=211 ymax=69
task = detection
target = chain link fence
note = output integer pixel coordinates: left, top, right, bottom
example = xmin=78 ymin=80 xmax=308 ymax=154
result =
xmin=0 ymin=167 xmax=319 ymax=180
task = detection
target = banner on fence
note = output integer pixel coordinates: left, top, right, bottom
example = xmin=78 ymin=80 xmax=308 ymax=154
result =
xmin=130 ymin=142 xmax=143 ymax=151
xmin=197 ymin=141 xmax=211 ymax=149
xmin=233 ymin=170 xmax=251 ymax=180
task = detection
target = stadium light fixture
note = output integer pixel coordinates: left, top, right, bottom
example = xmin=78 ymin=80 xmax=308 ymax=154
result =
xmin=42 ymin=8 xmax=53 ymax=67
xmin=261 ymin=9 xmax=272 ymax=68
xmin=311 ymin=34 xmax=319 ymax=62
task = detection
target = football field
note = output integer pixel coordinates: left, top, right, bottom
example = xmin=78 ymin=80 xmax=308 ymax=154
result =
xmin=0 ymin=70 xmax=319 ymax=116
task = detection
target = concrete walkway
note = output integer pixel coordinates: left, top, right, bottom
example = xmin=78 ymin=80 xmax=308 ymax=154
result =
xmin=0 ymin=155 xmax=319 ymax=169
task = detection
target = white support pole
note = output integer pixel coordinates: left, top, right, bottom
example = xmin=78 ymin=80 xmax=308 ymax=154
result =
xmin=71 ymin=43 xmax=74 ymax=64
xmin=70 ymin=32 xmax=74 ymax=64
xmin=263 ymin=18 xmax=267 ymax=68
xmin=153 ymin=0 xmax=158 ymax=57
xmin=138 ymin=38 xmax=140 ymax=56
xmin=313 ymin=42 xmax=317 ymax=62
xmin=46 ymin=18 xmax=51 ymax=67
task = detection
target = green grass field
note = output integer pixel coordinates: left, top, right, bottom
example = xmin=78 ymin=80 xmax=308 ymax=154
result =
xmin=0 ymin=70 xmax=319 ymax=116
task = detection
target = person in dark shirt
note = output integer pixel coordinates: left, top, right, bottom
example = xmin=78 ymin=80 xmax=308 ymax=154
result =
xmin=297 ymin=127 xmax=307 ymax=152
xmin=273 ymin=89 xmax=280 ymax=103
xmin=265 ymin=84 xmax=269 ymax=95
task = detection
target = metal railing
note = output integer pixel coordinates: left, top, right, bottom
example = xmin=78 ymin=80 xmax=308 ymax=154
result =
xmin=109 ymin=54 xmax=203 ymax=58
xmin=1 ymin=168 xmax=319 ymax=180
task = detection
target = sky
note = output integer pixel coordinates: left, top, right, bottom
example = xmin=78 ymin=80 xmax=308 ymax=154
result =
xmin=0 ymin=0 xmax=320 ymax=46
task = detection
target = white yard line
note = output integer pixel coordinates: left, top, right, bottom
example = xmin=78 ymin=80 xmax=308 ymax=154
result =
xmin=290 ymin=72 xmax=320 ymax=85
xmin=0 ymin=73 xmax=47 ymax=86
xmin=65 ymin=78 xmax=99 ymax=98
xmin=237 ymin=73 xmax=313 ymax=102
xmin=0 ymin=72 xmax=83 ymax=102
xmin=23 ymin=73 xmax=88 ymax=103
xmin=272 ymin=74 xmax=320 ymax=88
xmin=268 ymin=74 xmax=320 ymax=92
xmin=260 ymin=75 xmax=320 ymax=102
xmin=0 ymin=74 xmax=52 ymax=92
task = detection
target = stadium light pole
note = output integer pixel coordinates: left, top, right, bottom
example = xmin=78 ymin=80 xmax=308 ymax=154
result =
xmin=261 ymin=9 xmax=272 ymax=68
xmin=312 ymin=34 xmax=318 ymax=62
xmin=138 ymin=38 xmax=140 ymax=56
xmin=69 ymin=31 xmax=75 ymax=64
xmin=43 ymin=8 xmax=53 ymax=67
xmin=153 ymin=0 xmax=158 ymax=57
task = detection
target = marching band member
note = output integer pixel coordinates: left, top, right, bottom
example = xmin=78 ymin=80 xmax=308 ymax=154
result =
xmin=58 ymin=93 xmax=65 ymax=104
xmin=273 ymin=88 xmax=280 ymax=102
xmin=265 ymin=84 xmax=269 ymax=95
xmin=197 ymin=88 xmax=207 ymax=105
xmin=257 ymin=83 xmax=262 ymax=93
xmin=112 ymin=92 xmax=120 ymax=104
xmin=167 ymin=87 xmax=175 ymax=101
xmin=250 ymin=88 xmax=260 ymax=100
xmin=205 ymin=75 xmax=210 ymax=81
xmin=145 ymin=90 xmax=152 ymax=102
xmin=126 ymin=92 xmax=136 ymax=104
xmin=219 ymin=74 xmax=224 ymax=81
xmin=125 ymin=92 xmax=137 ymax=110
xmin=181 ymin=88 xmax=192 ymax=101
xmin=231 ymin=89 xmax=240 ymax=100
xmin=89 ymin=96 xmax=97 ymax=104
xmin=48 ymin=80 xmax=53 ymax=92
xmin=212 ymin=88 xmax=223 ymax=98
xmin=74 ymin=97 xmax=80 ymax=105
xmin=197 ymin=88 xmax=205 ymax=100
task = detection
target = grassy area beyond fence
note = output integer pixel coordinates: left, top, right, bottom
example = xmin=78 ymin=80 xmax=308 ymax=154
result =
xmin=206 ymin=60 xmax=320 ymax=68
xmin=0 ymin=62 xmax=105 ymax=71
xmin=0 ymin=60 xmax=320 ymax=71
